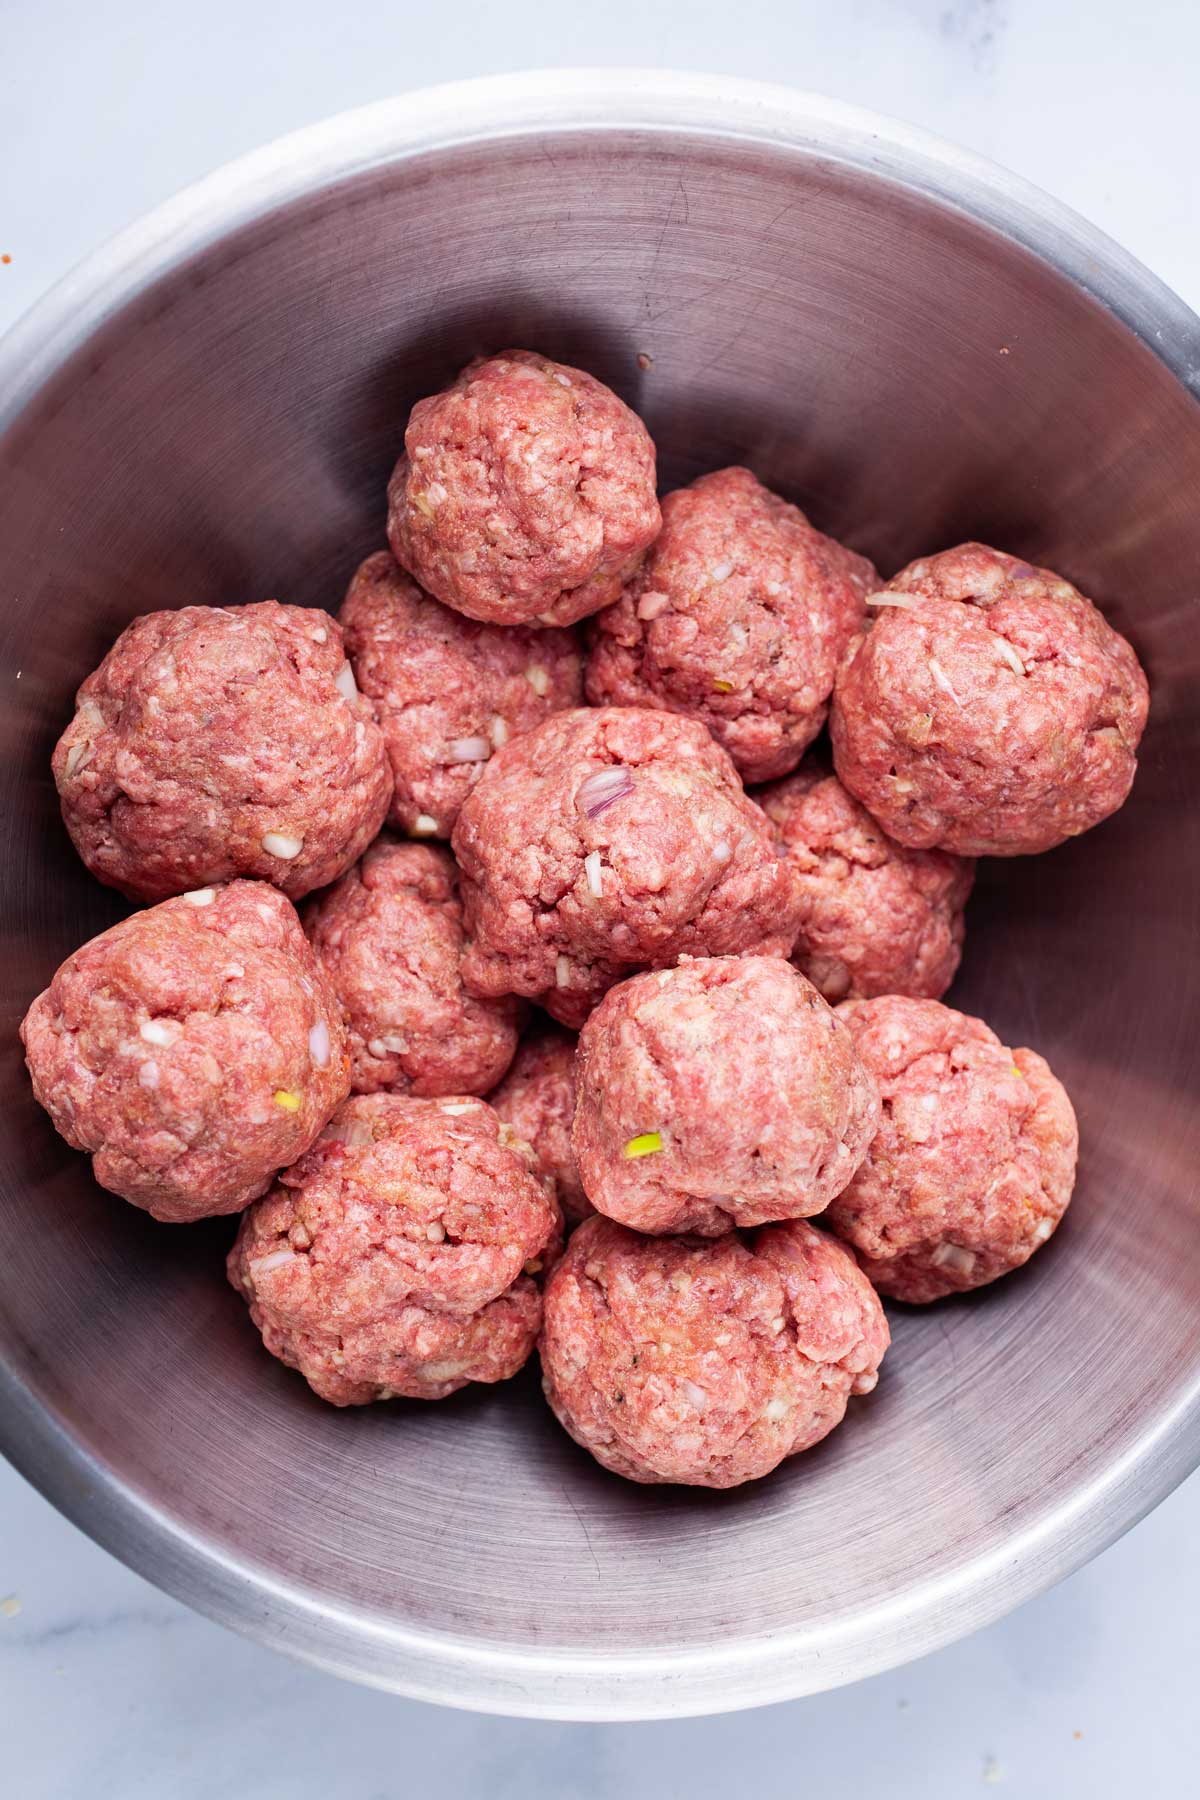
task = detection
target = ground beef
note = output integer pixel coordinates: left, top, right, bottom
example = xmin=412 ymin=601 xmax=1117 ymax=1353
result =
xmin=21 ymin=882 xmax=349 ymax=1223
xmin=540 ymin=1215 xmax=889 ymax=1487
xmin=488 ymin=1024 xmax=591 ymax=1227
xmin=303 ymin=838 xmax=522 ymax=1099
xmin=53 ymin=601 xmax=393 ymax=902
xmin=228 ymin=1093 xmax=558 ymax=1404
xmin=452 ymin=707 xmax=803 ymax=1027
xmin=757 ymin=761 xmax=974 ymax=1001
xmin=386 ymin=351 xmax=661 ymax=627
xmin=339 ymin=549 xmax=583 ymax=838
xmin=572 ymin=956 xmax=878 ymax=1235
xmin=825 ymin=994 xmax=1079 ymax=1302
xmin=586 ymin=467 xmax=875 ymax=781
xmin=830 ymin=543 xmax=1149 ymax=855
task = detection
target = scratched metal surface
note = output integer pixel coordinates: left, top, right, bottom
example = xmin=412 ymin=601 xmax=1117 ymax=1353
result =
xmin=1 ymin=74 xmax=1198 ymax=1717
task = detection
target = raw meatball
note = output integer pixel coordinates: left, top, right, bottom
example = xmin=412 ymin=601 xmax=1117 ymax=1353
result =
xmin=21 ymin=882 xmax=349 ymax=1223
xmin=573 ymin=957 xmax=878 ymax=1236
xmin=540 ymin=1215 xmax=889 ymax=1487
xmin=228 ymin=1093 xmax=558 ymax=1403
xmin=339 ymin=550 xmax=583 ymax=838
xmin=489 ymin=1024 xmax=591 ymax=1227
xmin=386 ymin=350 xmax=662 ymax=627
xmin=830 ymin=543 xmax=1149 ymax=855
xmin=586 ymin=467 xmax=875 ymax=781
xmin=757 ymin=762 xmax=974 ymax=1002
xmin=54 ymin=601 xmax=393 ymax=902
xmin=825 ymin=995 xmax=1079 ymax=1303
xmin=452 ymin=707 xmax=803 ymax=1027
xmin=303 ymin=838 xmax=522 ymax=1099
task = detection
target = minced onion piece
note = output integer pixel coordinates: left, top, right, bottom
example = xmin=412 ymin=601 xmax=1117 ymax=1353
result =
xmin=138 ymin=1060 xmax=159 ymax=1089
xmin=439 ymin=1100 xmax=480 ymax=1116
xmin=447 ymin=735 xmax=491 ymax=763
xmin=583 ymin=850 xmax=603 ymax=899
xmin=712 ymin=840 xmax=732 ymax=865
xmin=254 ymin=1248 xmax=296 ymax=1274
xmin=930 ymin=1242 xmax=976 ymax=1276
xmin=308 ymin=1020 xmax=331 ymax=1068
xmin=555 ymin=954 xmax=572 ymax=988
xmin=334 ymin=661 xmax=358 ymax=703
xmin=182 ymin=887 xmax=216 ymax=907
xmin=412 ymin=814 xmax=439 ymax=836
xmin=709 ymin=561 xmax=734 ymax=583
xmin=489 ymin=714 xmax=509 ymax=748
xmin=253 ymin=1252 xmax=295 ymax=1281
xmin=311 ymin=626 xmax=328 ymax=643
xmin=64 ymin=740 xmax=93 ymax=778
xmin=525 ymin=664 xmax=550 ymax=696
xmin=425 ymin=1221 xmax=446 ymax=1243
xmin=576 ymin=766 xmax=634 ymax=818
xmin=321 ymin=1115 xmax=374 ymax=1148
xmin=623 ymin=1131 xmax=663 ymax=1159
xmin=139 ymin=1019 xmax=174 ymax=1047
xmin=262 ymin=831 xmax=304 ymax=860
xmin=865 ymin=591 xmax=919 ymax=609
xmin=1033 ymin=1217 xmax=1054 ymax=1244
xmin=928 ymin=659 xmax=963 ymax=705
xmin=636 ymin=590 xmax=670 ymax=622
xmin=995 ymin=638 xmax=1027 ymax=676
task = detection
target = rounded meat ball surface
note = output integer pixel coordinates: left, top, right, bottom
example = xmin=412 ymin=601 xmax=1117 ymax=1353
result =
xmin=757 ymin=762 xmax=974 ymax=1002
xmin=452 ymin=707 xmax=803 ymax=1028
xmin=488 ymin=1024 xmax=591 ymax=1227
xmin=387 ymin=350 xmax=662 ymax=627
xmin=21 ymin=882 xmax=349 ymax=1223
xmin=339 ymin=550 xmax=583 ymax=838
xmin=586 ymin=467 xmax=875 ymax=782
xmin=303 ymin=838 xmax=522 ymax=1100
xmin=228 ymin=1093 xmax=558 ymax=1404
xmin=830 ymin=543 xmax=1149 ymax=856
xmin=573 ymin=957 xmax=879 ymax=1236
xmin=540 ymin=1215 xmax=889 ymax=1487
xmin=825 ymin=995 xmax=1079 ymax=1303
xmin=54 ymin=601 xmax=393 ymax=903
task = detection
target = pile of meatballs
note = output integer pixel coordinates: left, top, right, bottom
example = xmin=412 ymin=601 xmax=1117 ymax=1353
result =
xmin=22 ymin=349 xmax=1150 ymax=1490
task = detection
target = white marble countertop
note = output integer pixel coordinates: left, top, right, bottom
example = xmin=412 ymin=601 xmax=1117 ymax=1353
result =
xmin=2 ymin=2 xmax=1198 ymax=1794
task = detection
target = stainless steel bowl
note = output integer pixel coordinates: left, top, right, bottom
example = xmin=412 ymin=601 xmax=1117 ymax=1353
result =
xmin=2 ymin=71 xmax=1198 ymax=1721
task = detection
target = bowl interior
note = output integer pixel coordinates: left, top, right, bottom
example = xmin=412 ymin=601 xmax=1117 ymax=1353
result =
xmin=2 ymin=90 xmax=1199 ymax=1717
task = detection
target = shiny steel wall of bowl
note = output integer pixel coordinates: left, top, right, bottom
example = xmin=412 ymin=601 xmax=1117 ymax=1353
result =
xmin=0 ymin=73 xmax=1198 ymax=1720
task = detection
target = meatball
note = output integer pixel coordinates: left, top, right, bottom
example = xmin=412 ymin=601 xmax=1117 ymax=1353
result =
xmin=586 ymin=467 xmax=875 ymax=781
xmin=53 ymin=600 xmax=393 ymax=902
xmin=303 ymin=838 xmax=522 ymax=1099
xmin=228 ymin=1093 xmax=558 ymax=1404
xmin=489 ymin=1024 xmax=591 ymax=1227
xmin=573 ymin=957 xmax=878 ymax=1236
xmin=540 ymin=1216 xmax=889 ymax=1487
xmin=21 ymin=882 xmax=349 ymax=1223
xmin=339 ymin=550 xmax=583 ymax=838
xmin=825 ymin=995 xmax=1079 ymax=1303
xmin=830 ymin=543 xmax=1149 ymax=855
xmin=757 ymin=762 xmax=974 ymax=1002
xmin=386 ymin=350 xmax=662 ymax=627
xmin=452 ymin=707 xmax=803 ymax=1027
